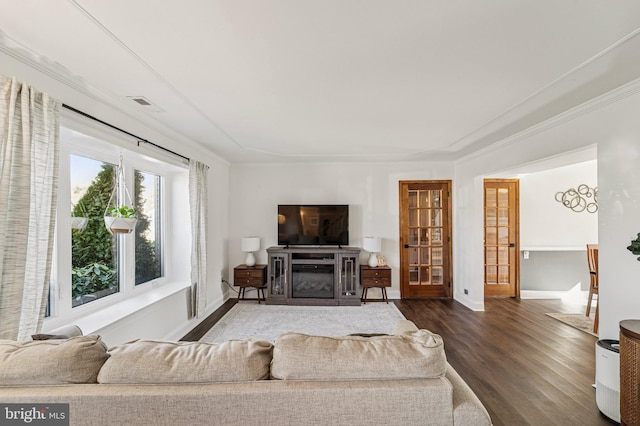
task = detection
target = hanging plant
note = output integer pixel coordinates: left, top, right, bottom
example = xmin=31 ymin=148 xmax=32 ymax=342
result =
xmin=627 ymin=233 xmax=640 ymax=261
xmin=104 ymin=155 xmax=137 ymax=234
xmin=71 ymin=201 xmax=88 ymax=233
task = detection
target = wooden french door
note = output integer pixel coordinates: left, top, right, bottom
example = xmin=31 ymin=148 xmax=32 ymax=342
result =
xmin=484 ymin=179 xmax=519 ymax=298
xmin=399 ymin=181 xmax=452 ymax=298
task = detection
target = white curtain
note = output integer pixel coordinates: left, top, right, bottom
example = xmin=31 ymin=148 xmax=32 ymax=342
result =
xmin=189 ymin=160 xmax=208 ymax=318
xmin=0 ymin=76 xmax=60 ymax=340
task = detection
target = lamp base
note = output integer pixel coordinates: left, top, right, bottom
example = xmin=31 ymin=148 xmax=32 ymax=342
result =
xmin=245 ymin=252 xmax=256 ymax=267
xmin=368 ymin=253 xmax=378 ymax=267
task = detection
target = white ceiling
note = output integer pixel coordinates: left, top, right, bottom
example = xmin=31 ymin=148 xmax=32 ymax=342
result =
xmin=2 ymin=1 xmax=640 ymax=163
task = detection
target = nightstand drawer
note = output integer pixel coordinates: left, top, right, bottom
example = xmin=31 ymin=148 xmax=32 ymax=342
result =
xmin=361 ymin=269 xmax=390 ymax=280
xmin=234 ymin=265 xmax=267 ymax=287
xmin=361 ymin=277 xmax=391 ymax=287
xmin=360 ymin=265 xmax=391 ymax=288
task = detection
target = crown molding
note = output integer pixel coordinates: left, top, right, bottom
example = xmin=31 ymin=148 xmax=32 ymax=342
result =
xmin=456 ymin=74 xmax=640 ymax=164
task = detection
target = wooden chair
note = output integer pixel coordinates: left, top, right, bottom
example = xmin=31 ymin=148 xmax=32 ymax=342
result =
xmin=586 ymin=244 xmax=599 ymax=333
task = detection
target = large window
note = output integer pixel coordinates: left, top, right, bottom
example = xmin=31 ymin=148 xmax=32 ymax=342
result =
xmin=46 ymin=125 xmax=188 ymax=326
xmin=70 ymin=155 xmax=119 ymax=307
xmin=134 ymin=170 xmax=163 ymax=285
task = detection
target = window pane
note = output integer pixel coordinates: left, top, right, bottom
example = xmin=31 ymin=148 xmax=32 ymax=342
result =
xmin=135 ymin=171 xmax=163 ymax=285
xmin=70 ymin=155 xmax=118 ymax=307
xmin=409 ymin=247 xmax=419 ymax=264
xmin=486 ymin=208 xmax=497 ymax=226
xmin=409 ymin=209 xmax=417 ymax=226
xmin=409 ymin=228 xmax=419 ymax=246
xmin=420 ymin=266 xmax=430 ymax=284
xmin=486 ymin=188 xmax=497 ymax=207
xmin=408 ymin=191 xmax=417 ymax=208
xmin=431 ymin=228 xmax=442 ymax=245
xmin=498 ymin=188 xmax=509 ymax=206
xmin=420 ymin=248 xmax=430 ymax=264
xmin=431 ymin=267 xmax=443 ymax=284
xmin=431 ymin=209 xmax=441 ymax=226
xmin=419 ymin=190 xmax=429 ymax=208
xmin=419 ymin=209 xmax=429 ymax=226
xmin=419 ymin=228 xmax=429 ymax=245
xmin=431 ymin=190 xmax=441 ymax=208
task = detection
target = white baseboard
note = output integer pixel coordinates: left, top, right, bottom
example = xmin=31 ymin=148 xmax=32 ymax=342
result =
xmin=520 ymin=290 xmax=567 ymax=299
xmin=521 ymin=287 xmax=596 ymax=309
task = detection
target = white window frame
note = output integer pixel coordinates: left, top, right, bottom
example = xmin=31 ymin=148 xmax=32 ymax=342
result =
xmin=45 ymin=120 xmax=190 ymax=332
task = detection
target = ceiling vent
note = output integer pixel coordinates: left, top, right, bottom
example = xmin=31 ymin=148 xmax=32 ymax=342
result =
xmin=126 ymin=96 xmax=164 ymax=113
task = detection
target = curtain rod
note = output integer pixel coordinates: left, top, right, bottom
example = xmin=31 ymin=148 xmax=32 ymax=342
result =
xmin=62 ymin=103 xmax=190 ymax=162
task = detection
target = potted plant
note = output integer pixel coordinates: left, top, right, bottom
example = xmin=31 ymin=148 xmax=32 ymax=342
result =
xmin=627 ymin=233 xmax=640 ymax=261
xmin=104 ymin=205 xmax=137 ymax=234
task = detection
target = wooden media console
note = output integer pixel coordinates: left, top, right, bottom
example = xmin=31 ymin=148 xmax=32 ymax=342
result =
xmin=266 ymin=246 xmax=361 ymax=306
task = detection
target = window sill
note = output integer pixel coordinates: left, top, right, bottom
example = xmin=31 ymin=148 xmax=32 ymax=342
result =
xmin=43 ymin=281 xmax=190 ymax=335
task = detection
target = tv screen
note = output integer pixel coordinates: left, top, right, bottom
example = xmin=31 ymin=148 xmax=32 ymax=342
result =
xmin=278 ymin=205 xmax=349 ymax=246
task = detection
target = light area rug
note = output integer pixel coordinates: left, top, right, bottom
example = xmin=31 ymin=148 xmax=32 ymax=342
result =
xmin=546 ymin=312 xmax=597 ymax=337
xmin=200 ymin=302 xmax=406 ymax=343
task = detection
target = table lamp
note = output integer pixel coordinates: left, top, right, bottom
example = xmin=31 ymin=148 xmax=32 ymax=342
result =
xmin=362 ymin=237 xmax=381 ymax=267
xmin=241 ymin=237 xmax=260 ymax=266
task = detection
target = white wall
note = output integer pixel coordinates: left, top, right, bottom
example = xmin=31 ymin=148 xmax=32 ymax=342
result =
xmin=228 ymin=161 xmax=454 ymax=299
xmin=520 ymin=160 xmax=598 ymax=249
xmin=599 ymin=111 xmax=640 ymax=339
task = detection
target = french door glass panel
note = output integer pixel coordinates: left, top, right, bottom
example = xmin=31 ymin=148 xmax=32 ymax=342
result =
xmin=408 ymin=189 xmax=444 ymax=286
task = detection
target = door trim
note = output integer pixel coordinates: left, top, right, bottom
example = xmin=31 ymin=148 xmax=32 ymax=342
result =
xmin=483 ymin=178 xmax=520 ymax=298
xmin=398 ymin=180 xmax=453 ymax=299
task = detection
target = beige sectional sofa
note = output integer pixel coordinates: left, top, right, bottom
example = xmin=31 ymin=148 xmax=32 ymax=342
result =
xmin=0 ymin=321 xmax=491 ymax=425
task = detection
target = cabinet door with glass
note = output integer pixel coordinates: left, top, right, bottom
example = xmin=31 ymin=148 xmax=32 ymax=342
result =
xmin=338 ymin=251 xmax=360 ymax=303
xmin=266 ymin=249 xmax=288 ymax=304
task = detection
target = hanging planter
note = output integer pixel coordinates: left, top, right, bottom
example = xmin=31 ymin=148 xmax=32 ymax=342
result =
xmin=71 ymin=201 xmax=89 ymax=233
xmin=104 ymin=155 xmax=137 ymax=235
xmin=104 ymin=206 xmax=137 ymax=234
xmin=71 ymin=216 xmax=89 ymax=233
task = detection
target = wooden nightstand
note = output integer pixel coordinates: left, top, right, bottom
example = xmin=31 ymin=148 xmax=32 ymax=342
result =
xmin=233 ymin=264 xmax=267 ymax=303
xmin=360 ymin=265 xmax=391 ymax=303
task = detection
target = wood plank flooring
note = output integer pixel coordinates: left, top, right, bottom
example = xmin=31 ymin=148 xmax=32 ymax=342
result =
xmin=183 ymin=297 xmax=617 ymax=426
xmin=394 ymin=298 xmax=616 ymax=426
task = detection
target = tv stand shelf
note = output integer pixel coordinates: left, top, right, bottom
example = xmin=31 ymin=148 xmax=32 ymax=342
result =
xmin=266 ymin=246 xmax=361 ymax=306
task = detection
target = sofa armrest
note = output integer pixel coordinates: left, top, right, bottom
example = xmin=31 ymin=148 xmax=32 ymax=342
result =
xmin=47 ymin=325 xmax=83 ymax=338
xmin=393 ymin=320 xmax=420 ymax=335
xmin=445 ymin=364 xmax=492 ymax=425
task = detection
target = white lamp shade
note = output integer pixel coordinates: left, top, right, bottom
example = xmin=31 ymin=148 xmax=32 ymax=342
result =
xmin=241 ymin=237 xmax=260 ymax=252
xmin=362 ymin=237 xmax=381 ymax=253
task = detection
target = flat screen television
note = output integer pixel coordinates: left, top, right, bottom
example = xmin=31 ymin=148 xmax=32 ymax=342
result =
xmin=278 ymin=205 xmax=349 ymax=246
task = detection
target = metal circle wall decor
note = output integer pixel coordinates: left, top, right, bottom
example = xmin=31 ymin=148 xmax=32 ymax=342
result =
xmin=555 ymin=184 xmax=598 ymax=213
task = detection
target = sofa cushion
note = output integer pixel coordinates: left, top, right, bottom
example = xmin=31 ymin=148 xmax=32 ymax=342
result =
xmin=97 ymin=339 xmax=273 ymax=384
xmin=271 ymin=329 xmax=446 ymax=380
xmin=0 ymin=335 xmax=108 ymax=385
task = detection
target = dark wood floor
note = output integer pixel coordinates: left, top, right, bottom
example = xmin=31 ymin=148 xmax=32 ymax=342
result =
xmin=183 ymin=297 xmax=616 ymax=426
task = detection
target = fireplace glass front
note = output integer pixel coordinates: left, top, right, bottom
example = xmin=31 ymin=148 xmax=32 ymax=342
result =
xmin=291 ymin=264 xmax=334 ymax=298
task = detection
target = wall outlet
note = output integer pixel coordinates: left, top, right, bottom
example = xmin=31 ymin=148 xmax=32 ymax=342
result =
xmin=464 ymin=289 xmax=468 ymax=295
